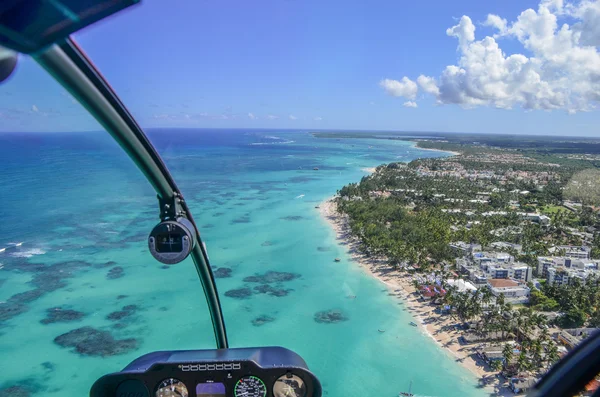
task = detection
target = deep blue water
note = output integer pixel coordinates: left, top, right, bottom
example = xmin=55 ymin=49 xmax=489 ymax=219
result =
xmin=0 ymin=129 xmax=485 ymax=397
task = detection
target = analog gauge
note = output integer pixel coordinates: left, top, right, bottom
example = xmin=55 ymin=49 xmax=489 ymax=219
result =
xmin=234 ymin=376 xmax=267 ymax=397
xmin=273 ymin=373 xmax=306 ymax=397
xmin=156 ymin=378 xmax=188 ymax=397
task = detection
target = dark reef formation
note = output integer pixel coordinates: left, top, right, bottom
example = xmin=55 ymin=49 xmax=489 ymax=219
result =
xmin=253 ymin=285 xmax=292 ymax=297
xmin=106 ymin=266 xmax=124 ymax=280
xmin=280 ymin=215 xmax=305 ymax=221
xmin=0 ymin=302 xmax=27 ymax=322
xmin=54 ymin=326 xmax=138 ymax=357
xmin=224 ymin=288 xmax=253 ymax=299
xmin=213 ymin=267 xmax=232 ymax=278
xmin=40 ymin=307 xmax=85 ymax=324
xmin=243 ymin=271 xmax=300 ymax=283
xmin=314 ymin=310 xmax=348 ymax=324
xmin=231 ymin=215 xmax=251 ymax=224
xmin=252 ymin=315 xmax=275 ymax=326
xmin=106 ymin=305 xmax=138 ymax=321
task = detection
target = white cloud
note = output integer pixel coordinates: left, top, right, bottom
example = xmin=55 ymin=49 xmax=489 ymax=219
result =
xmin=266 ymin=114 xmax=279 ymax=120
xmin=446 ymin=15 xmax=476 ymax=49
xmin=314 ymin=116 xmax=323 ymax=121
xmin=417 ymin=75 xmax=440 ymax=96
xmin=289 ymin=114 xmax=297 ymax=120
xmin=380 ymin=0 xmax=600 ymax=113
xmin=248 ymin=112 xmax=257 ymax=120
xmin=31 ymin=105 xmax=39 ymax=112
xmin=484 ymin=14 xmax=508 ymax=35
xmin=379 ymin=77 xmax=418 ymax=99
xmin=403 ymin=101 xmax=418 ymax=108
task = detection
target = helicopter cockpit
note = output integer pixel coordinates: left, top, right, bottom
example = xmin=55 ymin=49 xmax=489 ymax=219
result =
xmin=1 ymin=1 xmax=600 ymax=397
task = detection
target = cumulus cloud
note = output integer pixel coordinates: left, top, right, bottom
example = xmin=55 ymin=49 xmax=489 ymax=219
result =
xmin=380 ymin=0 xmax=600 ymax=113
xmin=380 ymin=77 xmax=418 ymax=99
xmin=266 ymin=114 xmax=279 ymax=120
xmin=314 ymin=116 xmax=323 ymax=121
xmin=403 ymin=101 xmax=418 ymax=108
xmin=31 ymin=105 xmax=39 ymax=112
xmin=248 ymin=112 xmax=257 ymax=120
xmin=289 ymin=114 xmax=298 ymax=120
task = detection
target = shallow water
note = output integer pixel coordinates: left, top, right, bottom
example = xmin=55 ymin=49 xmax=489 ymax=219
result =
xmin=0 ymin=129 xmax=486 ymax=397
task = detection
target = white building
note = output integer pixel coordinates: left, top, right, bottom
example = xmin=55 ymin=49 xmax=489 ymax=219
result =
xmin=551 ymin=245 xmax=591 ymax=260
xmin=487 ymin=278 xmax=530 ymax=304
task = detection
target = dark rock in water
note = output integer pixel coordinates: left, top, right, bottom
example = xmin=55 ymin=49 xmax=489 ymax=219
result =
xmin=112 ymin=323 xmax=127 ymax=330
xmin=213 ymin=212 xmax=225 ymax=217
xmin=280 ymin=216 xmax=305 ymax=221
xmin=94 ymin=260 xmax=117 ymax=268
xmin=0 ymin=301 xmax=28 ymax=322
xmin=160 ymin=265 xmax=170 ymax=270
xmin=54 ymin=326 xmax=138 ymax=357
xmin=116 ymin=295 xmax=128 ymax=300
xmin=213 ymin=268 xmax=232 ymax=278
xmin=224 ymin=288 xmax=253 ymax=299
xmin=314 ymin=310 xmax=348 ymax=324
xmin=243 ymin=271 xmax=301 ymax=283
xmin=317 ymin=246 xmax=331 ymax=252
xmin=261 ymin=241 xmax=273 ymax=246
xmin=158 ymin=307 xmax=169 ymax=312
xmin=252 ymin=315 xmax=275 ymax=327
xmin=8 ymin=289 xmax=45 ymax=304
xmin=41 ymin=307 xmax=85 ymax=324
xmin=106 ymin=266 xmax=124 ymax=280
xmin=201 ymin=224 xmax=215 ymax=228
xmin=253 ymin=285 xmax=292 ymax=297
xmin=0 ymin=385 xmax=32 ymax=397
xmin=231 ymin=215 xmax=251 ymax=224
xmin=106 ymin=305 xmax=138 ymax=321
xmin=41 ymin=362 xmax=55 ymax=372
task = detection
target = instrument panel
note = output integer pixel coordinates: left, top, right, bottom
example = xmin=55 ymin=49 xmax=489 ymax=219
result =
xmin=91 ymin=347 xmax=321 ymax=397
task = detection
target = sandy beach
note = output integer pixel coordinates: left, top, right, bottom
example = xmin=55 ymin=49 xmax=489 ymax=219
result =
xmin=318 ymin=197 xmax=513 ymax=396
xmin=413 ymin=144 xmax=461 ymax=156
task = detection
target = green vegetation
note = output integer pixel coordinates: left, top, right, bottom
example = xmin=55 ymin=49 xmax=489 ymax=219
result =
xmin=564 ymin=169 xmax=600 ymax=206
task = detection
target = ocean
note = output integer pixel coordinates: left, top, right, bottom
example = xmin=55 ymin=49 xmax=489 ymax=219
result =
xmin=0 ymin=129 xmax=485 ymax=397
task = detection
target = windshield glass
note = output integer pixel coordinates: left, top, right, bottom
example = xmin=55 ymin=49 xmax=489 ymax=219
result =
xmin=4 ymin=0 xmax=600 ymax=397
xmin=0 ymin=59 xmax=216 ymax=396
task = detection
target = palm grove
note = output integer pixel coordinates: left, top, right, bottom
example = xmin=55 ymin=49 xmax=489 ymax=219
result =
xmin=335 ymin=155 xmax=600 ymax=374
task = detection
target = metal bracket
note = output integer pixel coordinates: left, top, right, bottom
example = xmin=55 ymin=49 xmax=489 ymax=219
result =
xmin=158 ymin=193 xmax=188 ymax=221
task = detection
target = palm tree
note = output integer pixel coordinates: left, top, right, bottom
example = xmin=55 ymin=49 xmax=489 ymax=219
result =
xmin=517 ymin=350 xmax=531 ymax=373
xmin=490 ymin=359 xmax=503 ymax=372
xmin=503 ymin=343 xmax=514 ymax=368
xmin=546 ymin=343 xmax=560 ymax=367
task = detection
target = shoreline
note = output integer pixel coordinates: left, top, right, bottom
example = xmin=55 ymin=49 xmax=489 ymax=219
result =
xmin=318 ymin=197 xmax=512 ymax=396
xmin=412 ymin=143 xmax=461 ymax=156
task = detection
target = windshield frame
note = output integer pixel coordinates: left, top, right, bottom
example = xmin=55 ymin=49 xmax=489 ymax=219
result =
xmin=32 ymin=37 xmax=228 ymax=349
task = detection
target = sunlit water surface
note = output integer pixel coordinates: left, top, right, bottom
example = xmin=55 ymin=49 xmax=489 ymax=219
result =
xmin=0 ymin=130 xmax=486 ymax=397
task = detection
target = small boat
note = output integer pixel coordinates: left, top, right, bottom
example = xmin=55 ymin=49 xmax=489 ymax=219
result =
xmin=334 ymin=258 xmax=341 ymax=262
xmin=409 ymin=321 xmax=417 ymax=327
xmin=313 ymin=167 xmax=319 ymax=170
xmin=315 ymin=205 xmax=320 ymax=209
xmin=378 ymin=329 xmax=385 ymax=333
xmin=399 ymin=380 xmax=414 ymax=397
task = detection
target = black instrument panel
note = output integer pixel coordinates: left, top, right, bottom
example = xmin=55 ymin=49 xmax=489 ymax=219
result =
xmin=91 ymin=347 xmax=321 ymax=397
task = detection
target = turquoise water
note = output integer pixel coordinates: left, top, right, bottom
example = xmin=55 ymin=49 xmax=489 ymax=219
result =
xmin=0 ymin=130 xmax=485 ymax=397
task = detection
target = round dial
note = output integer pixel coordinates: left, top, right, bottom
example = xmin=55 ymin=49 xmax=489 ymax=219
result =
xmin=234 ymin=376 xmax=267 ymax=397
xmin=156 ymin=378 xmax=188 ymax=397
xmin=273 ymin=373 xmax=306 ymax=397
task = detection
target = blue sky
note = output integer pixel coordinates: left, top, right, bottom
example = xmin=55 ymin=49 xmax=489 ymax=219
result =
xmin=1 ymin=0 xmax=600 ymax=136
